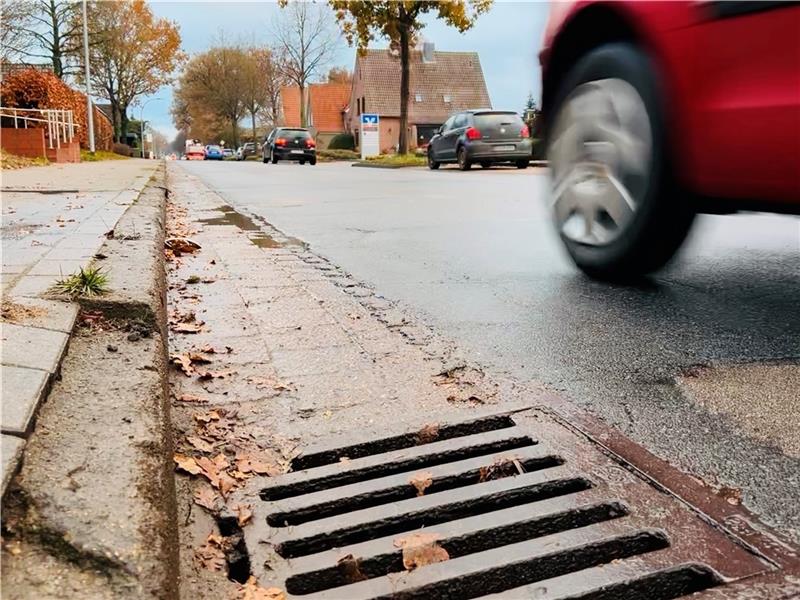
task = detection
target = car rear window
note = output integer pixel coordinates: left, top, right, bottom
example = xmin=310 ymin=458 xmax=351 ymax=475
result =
xmin=474 ymin=113 xmax=523 ymax=128
xmin=208 ymin=145 xmax=221 ymax=151
xmin=280 ymin=129 xmax=311 ymax=138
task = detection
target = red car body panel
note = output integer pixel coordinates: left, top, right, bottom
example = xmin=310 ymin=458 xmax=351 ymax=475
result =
xmin=541 ymin=1 xmax=800 ymax=206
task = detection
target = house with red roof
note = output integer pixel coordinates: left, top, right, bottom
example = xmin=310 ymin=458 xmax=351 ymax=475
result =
xmin=346 ymin=43 xmax=492 ymax=152
xmin=279 ymin=83 xmax=350 ymax=148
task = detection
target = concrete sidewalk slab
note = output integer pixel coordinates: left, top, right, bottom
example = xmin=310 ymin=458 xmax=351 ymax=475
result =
xmin=1 ymin=365 xmax=49 ymax=435
xmin=1 ymin=435 xmax=25 ymax=492
xmin=0 ymin=322 xmax=68 ymax=372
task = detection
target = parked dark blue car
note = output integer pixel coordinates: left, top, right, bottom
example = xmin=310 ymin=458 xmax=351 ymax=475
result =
xmin=204 ymin=145 xmax=224 ymax=160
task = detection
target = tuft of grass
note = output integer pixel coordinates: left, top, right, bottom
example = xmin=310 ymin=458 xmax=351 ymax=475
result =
xmin=318 ymin=149 xmax=359 ymax=162
xmin=50 ymin=266 xmax=110 ymax=298
xmin=80 ymin=149 xmax=130 ymax=162
xmin=186 ymin=275 xmax=201 ymax=284
xmin=361 ymin=153 xmax=426 ymax=167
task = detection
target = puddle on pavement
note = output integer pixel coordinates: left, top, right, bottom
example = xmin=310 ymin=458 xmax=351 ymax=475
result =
xmin=198 ymin=204 xmax=306 ymax=249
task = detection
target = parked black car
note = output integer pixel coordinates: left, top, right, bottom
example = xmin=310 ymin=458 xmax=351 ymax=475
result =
xmin=427 ymin=110 xmax=532 ymax=171
xmin=262 ymin=128 xmax=317 ymax=165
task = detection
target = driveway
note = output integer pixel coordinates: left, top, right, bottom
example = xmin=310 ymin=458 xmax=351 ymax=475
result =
xmin=175 ymin=159 xmax=800 ymax=540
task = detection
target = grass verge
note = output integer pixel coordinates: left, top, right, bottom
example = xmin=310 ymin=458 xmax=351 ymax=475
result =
xmin=359 ymin=153 xmax=426 ymax=167
xmin=0 ymin=150 xmax=49 ymax=169
xmin=80 ymin=149 xmax=130 ymax=162
xmin=318 ymin=149 xmax=359 ymax=162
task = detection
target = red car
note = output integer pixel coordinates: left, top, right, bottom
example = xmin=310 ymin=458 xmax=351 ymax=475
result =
xmin=540 ymin=1 xmax=800 ymax=278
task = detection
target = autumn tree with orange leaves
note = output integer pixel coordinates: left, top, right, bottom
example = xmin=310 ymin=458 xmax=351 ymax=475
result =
xmin=80 ymin=0 xmax=184 ymax=142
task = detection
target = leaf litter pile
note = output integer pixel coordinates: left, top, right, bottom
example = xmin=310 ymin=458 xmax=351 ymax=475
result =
xmin=166 ymin=195 xmax=299 ymax=596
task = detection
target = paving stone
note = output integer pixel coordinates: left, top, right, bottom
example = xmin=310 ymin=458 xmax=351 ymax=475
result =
xmin=7 ymin=275 xmax=57 ymax=298
xmin=1 ymin=434 xmax=25 ymax=494
xmin=27 ymin=258 xmax=89 ymax=276
xmin=1 ymin=364 xmax=49 ymax=435
xmin=1 ymin=296 xmax=78 ymax=332
xmin=0 ymin=322 xmax=69 ymax=372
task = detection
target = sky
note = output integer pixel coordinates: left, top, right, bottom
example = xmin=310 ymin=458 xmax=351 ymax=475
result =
xmin=143 ymin=0 xmax=551 ymax=141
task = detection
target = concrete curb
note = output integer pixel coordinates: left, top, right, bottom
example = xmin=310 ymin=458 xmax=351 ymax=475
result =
xmin=2 ymin=163 xmax=178 ymax=599
xmin=352 ymin=161 xmax=424 ymax=169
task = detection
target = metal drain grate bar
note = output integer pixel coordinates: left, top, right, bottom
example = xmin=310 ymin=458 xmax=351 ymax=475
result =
xmin=266 ymin=443 xmax=561 ymax=527
xmin=478 ymin=550 xmax=721 ymax=600
xmin=270 ymin=465 xmax=588 ymax=558
xmin=298 ymin=523 xmax=670 ymax=600
xmin=261 ymin=426 xmax=535 ymax=501
xmin=239 ymin=410 xmax=782 ymax=598
xmin=284 ymin=490 xmax=626 ymax=596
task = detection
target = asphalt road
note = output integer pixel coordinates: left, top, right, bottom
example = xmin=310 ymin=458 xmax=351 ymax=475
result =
xmin=176 ymin=159 xmax=800 ymax=540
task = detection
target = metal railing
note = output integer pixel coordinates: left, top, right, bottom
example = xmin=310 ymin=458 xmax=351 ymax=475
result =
xmin=0 ymin=106 xmax=78 ymax=149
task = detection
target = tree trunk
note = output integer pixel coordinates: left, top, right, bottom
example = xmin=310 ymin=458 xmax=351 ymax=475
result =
xmin=120 ymin=108 xmax=130 ymax=145
xmin=231 ymin=118 xmax=239 ymax=148
xmin=110 ymin=102 xmax=121 ymax=143
xmin=299 ymin=83 xmax=307 ymax=128
xmin=49 ymin=0 xmax=63 ymax=79
xmin=398 ymin=18 xmax=410 ymax=155
xmin=251 ymin=111 xmax=257 ymax=145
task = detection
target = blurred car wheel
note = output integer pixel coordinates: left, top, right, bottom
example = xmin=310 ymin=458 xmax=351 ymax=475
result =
xmin=549 ymin=43 xmax=694 ymax=280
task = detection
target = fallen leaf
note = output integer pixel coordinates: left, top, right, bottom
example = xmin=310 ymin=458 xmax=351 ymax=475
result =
xmin=174 ymin=454 xmax=202 ymax=475
xmin=193 ymin=486 xmax=220 ymax=512
xmin=187 ymin=436 xmax=214 ymax=453
xmin=235 ymin=504 xmax=254 ymax=527
xmin=197 ymin=368 xmax=235 ymax=380
xmin=218 ymin=471 xmax=237 ymax=498
xmin=165 ymin=237 xmax=201 ymax=254
xmin=719 ymin=485 xmax=742 ymax=506
xmin=172 ymin=322 xmax=203 ymax=334
xmin=200 ymin=344 xmax=232 ymax=354
xmin=417 ymin=423 xmax=440 ymax=444
xmin=194 ymin=410 xmax=221 ymax=423
xmin=189 ymin=352 xmax=213 ymax=364
xmin=176 ymin=393 xmax=208 ymax=404
xmin=393 ymin=532 xmax=450 ymax=570
xmin=479 ymin=455 xmax=522 ymax=483
xmin=194 ymin=533 xmax=227 ymax=571
xmin=236 ymin=453 xmax=283 ymax=477
xmin=337 ymin=553 xmax=367 ymax=583
xmin=247 ymin=375 xmax=293 ymax=391
xmin=409 ymin=471 xmax=433 ymax=496
xmin=238 ymin=577 xmax=286 ymax=600
xmin=170 ymin=353 xmax=195 ymax=375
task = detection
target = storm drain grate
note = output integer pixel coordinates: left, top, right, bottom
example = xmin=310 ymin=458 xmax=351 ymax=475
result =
xmin=238 ymin=410 xmax=785 ymax=599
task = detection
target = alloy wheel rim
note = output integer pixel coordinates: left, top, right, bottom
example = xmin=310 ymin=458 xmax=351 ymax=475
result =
xmin=550 ymin=78 xmax=652 ymax=247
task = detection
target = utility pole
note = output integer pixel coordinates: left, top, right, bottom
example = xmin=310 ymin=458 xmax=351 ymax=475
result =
xmin=82 ymin=0 xmax=95 ymax=153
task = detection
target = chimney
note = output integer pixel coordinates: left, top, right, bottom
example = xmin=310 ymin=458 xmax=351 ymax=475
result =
xmin=422 ymin=42 xmax=435 ymax=63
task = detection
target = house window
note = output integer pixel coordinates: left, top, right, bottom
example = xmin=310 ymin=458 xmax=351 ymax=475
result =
xmin=357 ymin=98 xmax=361 ymax=115
xmin=415 ymin=93 xmax=423 ymax=102
xmin=443 ymin=94 xmax=452 ymax=103
xmin=362 ymin=96 xmax=366 ymax=112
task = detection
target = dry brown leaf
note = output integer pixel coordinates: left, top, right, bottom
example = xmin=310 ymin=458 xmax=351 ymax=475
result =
xmin=218 ymin=472 xmax=237 ymax=498
xmin=176 ymin=393 xmax=208 ymax=404
xmin=165 ymin=237 xmax=201 ymax=254
xmin=194 ymin=533 xmax=226 ymax=571
xmin=409 ymin=471 xmax=434 ymax=496
xmin=197 ymin=368 xmax=235 ymax=380
xmin=417 ymin=423 xmax=440 ymax=444
xmin=247 ymin=375 xmax=292 ymax=392
xmin=172 ymin=322 xmax=203 ymax=334
xmin=171 ymin=354 xmax=195 ymax=375
xmin=478 ymin=455 xmax=523 ymax=483
xmin=187 ymin=436 xmax=214 ymax=453
xmin=238 ymin=577 xmax=286 ymax=600
xmin=235 ymin=504 xmax=254 ymax=527
xmin=393 ymin=532 xmax=450 ymax=570
xmin=336 ymin=553 xmax=367 ymax=583
xmin=236 ymin=453 xmax=283 ymax=477
xmin=174 ymin=454 xmax=202 ymax=475
xmin=193 ymin=486 xmax=220 ymax=512
xmin=200 ymin=344 xmax=233 ymax=354
xmin=194 ymin=410 xmax=221 ymax=423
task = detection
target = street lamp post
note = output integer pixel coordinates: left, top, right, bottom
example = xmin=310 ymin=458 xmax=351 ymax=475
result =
xmin=81 ymin=0 xmax=95 ymax=153
xmin=139 ymin=97 xmax=161 ymax=158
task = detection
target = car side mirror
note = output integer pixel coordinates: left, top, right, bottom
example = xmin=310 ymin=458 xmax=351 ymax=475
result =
xmin=436 ymin=127 xmax=442 ymax=135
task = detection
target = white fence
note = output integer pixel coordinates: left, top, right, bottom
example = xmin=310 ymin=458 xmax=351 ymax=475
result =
xmin=0 ymin=106 xmax=77 ymax=149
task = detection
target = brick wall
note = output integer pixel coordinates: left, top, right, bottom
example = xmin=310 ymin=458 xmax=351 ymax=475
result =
xmin=1 ymin=128 xmax=46 ymax=158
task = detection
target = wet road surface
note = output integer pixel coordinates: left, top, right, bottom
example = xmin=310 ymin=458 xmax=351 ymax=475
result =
xmin=176 ymin=159 xmax=800 ymax=540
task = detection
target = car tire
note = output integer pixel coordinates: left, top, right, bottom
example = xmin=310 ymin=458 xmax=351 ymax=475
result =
xmin=427 ymin=149 xmax=440 ymax=170
xmin=299 ymin=160 xmax=305 ymax=165
xmin=516 ymin=160 xmax=529 ymax=169
xmin=309 ymin=158 xmax=317 ymax=166
xmin=271 ymin=152 xmax=278 ymax=165
xmin=262 ymin=155 xmax=268 ymax=164
xmin=457 ymin=146 xmax=471 ymax=171
xmin=548 ymin=42 xmax=694 ymax=280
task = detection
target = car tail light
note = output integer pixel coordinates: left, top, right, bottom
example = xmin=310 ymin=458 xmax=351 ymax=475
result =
xmin=275 ymin=137 xmax=287 ymax=146
xmin=520 ymin=124 xmax=530 ymax=138
xmin=466 ymin=127 xmax=482 ymax=141
xmin=306 ymin=139 xmax=316 ymax=148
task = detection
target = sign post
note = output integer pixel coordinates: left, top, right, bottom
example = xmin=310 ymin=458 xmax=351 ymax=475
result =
xmin=360 ymin=113 xmax=380 ymax=159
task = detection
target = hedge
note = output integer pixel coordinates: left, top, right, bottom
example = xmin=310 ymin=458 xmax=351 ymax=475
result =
xmin=328 ymin=133 xmax=355 ymax=150
xmin=0 ymin=69 xmax=113 ymax=151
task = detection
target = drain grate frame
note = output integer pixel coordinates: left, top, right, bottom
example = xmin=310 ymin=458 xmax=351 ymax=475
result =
xmin=232 ymin=408 xmax=800 ymax=599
